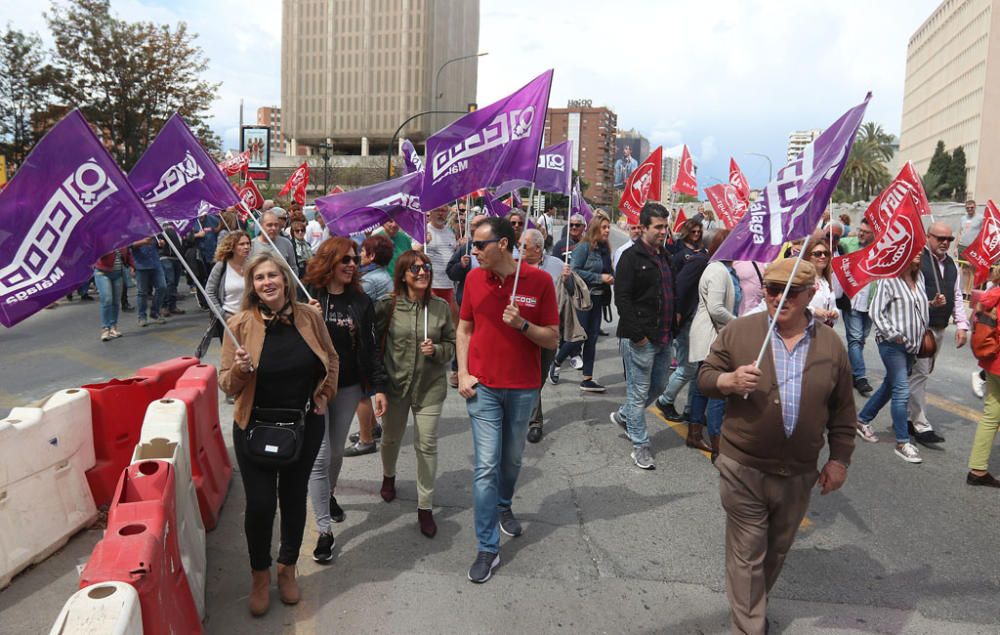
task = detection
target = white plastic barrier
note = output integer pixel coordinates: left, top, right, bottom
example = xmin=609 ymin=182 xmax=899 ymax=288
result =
xmin=49 ymin=582 xmax=143 ymax=635
xmin=130 ymin=398 xmax=207 ymax=619
xmin=0 ymin=389 xmax=98 ymax=590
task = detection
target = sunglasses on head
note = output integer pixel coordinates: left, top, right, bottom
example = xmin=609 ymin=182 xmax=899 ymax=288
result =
xmin=340 ymin=255 xmax=360 ymax=265
xmin=929 ymin=234 xmax=955 ymax=243
xmin=765 ymin=283 xmax=809 ymax=298
xmin=407 ymin=262 xmax=432 ymax=274
xmin=472 ymin=238 xmax=500 ymax=250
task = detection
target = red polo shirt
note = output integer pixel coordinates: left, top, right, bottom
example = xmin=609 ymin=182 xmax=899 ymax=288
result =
xmin=460 ymin=262 xmax=559 ymax=389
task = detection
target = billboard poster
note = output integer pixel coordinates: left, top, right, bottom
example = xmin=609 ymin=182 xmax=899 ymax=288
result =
xmin=241 ymin=126 xmax=271 ymax=171
xmin=614 ymin=137 xmax=647 ymax=188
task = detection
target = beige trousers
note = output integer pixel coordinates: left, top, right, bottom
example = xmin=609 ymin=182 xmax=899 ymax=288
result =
xmin=380 ymin=393 xmax=443 ymax=510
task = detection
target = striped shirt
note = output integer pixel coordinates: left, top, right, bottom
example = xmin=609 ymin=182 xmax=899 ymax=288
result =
xmin=771 ymin=314 xmax=816 ymax=438
xmin=870 ymin=274 xmax=929 ymax=354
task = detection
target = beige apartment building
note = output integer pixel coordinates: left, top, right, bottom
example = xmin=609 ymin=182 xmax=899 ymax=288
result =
xmin=281 ymin=0 xmax=479 ymax=155
xmin=256 ymin=106 xmax=286 ymax=155
xmin=899 ymin=0 xmax=1000 ymax=200
xmin=544 ymin=100 xmax=618 ymax=206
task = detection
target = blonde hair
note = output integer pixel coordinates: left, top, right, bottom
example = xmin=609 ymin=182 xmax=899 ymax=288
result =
xmin=240 ymin=251 xmax=299 ymax=317
xmin=214 ymin=231 xmax=250 ymax=263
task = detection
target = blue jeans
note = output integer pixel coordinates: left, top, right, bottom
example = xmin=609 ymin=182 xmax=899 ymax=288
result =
xmin=843 ymin=309 xmax=872 ymax=381
xmin=467 ymin=385 xmax=538 ymax=554
xmin=135 ymin=266 xmax=166 ymax=320
xmin=94 ymin=269 xmax=123 ymax=329
xmin=617 ymin=339 xmax=672 ymax=448
xmin=688 ymin=362 xmax=725 ymax=436
xmin=858 ymin=340 xmax=913 ymax=443
xmin=658 ymin=321 xmax=694 ymax=406
xmin=555 ymin=304 xmax=602 ymax=376
xmin=160 ymin=258 xmax=181 ymax=311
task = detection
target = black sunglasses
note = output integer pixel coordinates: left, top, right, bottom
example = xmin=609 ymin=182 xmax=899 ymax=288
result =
xmin=810 ymin=250 xmax=830 ymax=258
xmin=765 ymin=283 xmax=809 ymax=298
xmin=569 ymin=223 xmax=584 ymax=228
xmin=929 ymin=234 xmax=955 ymax=243
xmin=472 ymin=238 xmax=501 ymax=250
xmin=510 ymin=220 xmax=524 ymax=226
xmin=340 ymin=255 xmax=361 ymax=265
xmin=407 ymin=263 xmax=432 ymax=274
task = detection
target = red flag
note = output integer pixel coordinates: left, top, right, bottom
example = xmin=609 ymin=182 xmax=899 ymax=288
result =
xmin=618 ymin=146 xmax=663 ymax=224
xmin=705 ymin=183 xmax=748 ymax=230
xmin=279 ymin=162 xmax=310 ymax=205
xmin=833 ymin=194 xmax=926 ymax=298
xmin=328 ymin=185 xmax=344 ymax=195
xmin=672 ymin=209 xmax=688 ymax=234
xmin=236 ymin=178 xmax=264 ymax=220
xmin=672 ymin=145 xmax=697 ymax=196
xmin=218 ymin=151 xmax=250 ymax=177
xmin=863 ymin=161 xmax=931 ymax=234
xmin=729 ymin=157 xmax=751 ymax=202
xmin=962 ymin=201 xmax=1000 ymax=287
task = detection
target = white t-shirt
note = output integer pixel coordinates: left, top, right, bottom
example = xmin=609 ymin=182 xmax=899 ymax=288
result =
xmin=426 ymin=223 xmax=457 ymax=289
xmin=222 ymin=264 xmax=244 ymax=315
xmin=305 ymin=220 xmax=325 ymax=249
xmin=809 ymin=277 xmax=839 ymax=323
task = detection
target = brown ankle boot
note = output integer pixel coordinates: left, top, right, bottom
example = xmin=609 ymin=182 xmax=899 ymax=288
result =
xmin=418 ymin=508 xmax=437 ymax=538
xmin=686 ymin=423 xmax=713 ymax=453
xmin=710 ymin=434 xmax=720 ymax=464
xmin=276 ymin=563 xmax=300 ymax=605
xmin=381 ymin=475 xmax=396 ymax=502
xmin=249 ymin=569 xmax=271 ymax=617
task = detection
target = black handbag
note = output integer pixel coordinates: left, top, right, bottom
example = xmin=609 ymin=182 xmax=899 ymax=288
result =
xmin=244 ymin=404 xmax=309 ymax=468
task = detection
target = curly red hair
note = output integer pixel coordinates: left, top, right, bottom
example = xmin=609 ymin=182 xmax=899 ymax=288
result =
xmin=303 ymin=236 xmax=362 ymax=292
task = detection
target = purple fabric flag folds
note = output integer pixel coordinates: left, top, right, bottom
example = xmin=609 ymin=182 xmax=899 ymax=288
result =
xmin=712 ymin=94 xmax=871 ymax=263
xmin=496 ymin=139 xmax=573 ymax=197
xmin=421 ymin=70 xmax=553 ymax=210
xmin=401 ymin=139 xmax=423 ymax=175
xmin=129 ymin=113 xmax=240 ymax=222
xmin=0 ymin=110 xmax=161 ymax=326
xmin=316 ymin=171 xmax=426 ymax=244
xmin=482 ymin=192 xmax=512 ymax=218
xmin=570 ymin=177 xmax=594 ymax=224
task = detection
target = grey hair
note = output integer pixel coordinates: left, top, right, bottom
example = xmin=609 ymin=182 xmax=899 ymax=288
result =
xmin=522 ymin=228 xmax=545 ymax=250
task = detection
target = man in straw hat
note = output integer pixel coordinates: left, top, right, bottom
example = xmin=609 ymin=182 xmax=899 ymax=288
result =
xmin=698 ymin=257 xmax=856 ymax=634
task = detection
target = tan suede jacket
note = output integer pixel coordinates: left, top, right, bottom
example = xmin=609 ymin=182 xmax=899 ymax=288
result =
xmin=219 ymin=303 xmax=340 ymax=429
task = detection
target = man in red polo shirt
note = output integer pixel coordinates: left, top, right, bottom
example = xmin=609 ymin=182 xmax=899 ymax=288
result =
xmin=457 ymin=217 xmax=559 ymax=584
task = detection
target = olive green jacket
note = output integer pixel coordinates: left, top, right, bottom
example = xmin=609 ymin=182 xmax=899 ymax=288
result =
xmin=375 ymin=294 xmax=456 ymax=406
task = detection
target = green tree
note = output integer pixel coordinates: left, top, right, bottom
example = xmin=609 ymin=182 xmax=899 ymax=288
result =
xmin=948 ymin=145 xmax=967 ymax=201
xmin=45 ymin=0 xmax=220 ymax=169
xmin=835 ymin=120 xmax=894 ymax=202
xmin=0 ymin=27 xmax=61 ymax=166
xmin=923 ymin=140 xmax=952 ymax=200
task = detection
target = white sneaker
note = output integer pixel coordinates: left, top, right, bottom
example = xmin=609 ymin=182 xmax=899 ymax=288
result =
xmin=972 ymin=370 xmax=986 ymax=399
xmin=855 ymin=422 xmax=878 ymax=443
xmin=570 ymin=355 xmax=584 ymax=370
xmin=894 ymin=442 xmax=923 ymax=463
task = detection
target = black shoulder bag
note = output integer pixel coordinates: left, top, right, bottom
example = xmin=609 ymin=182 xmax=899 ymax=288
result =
xmin=245 ymin=399 xmax=310 ymax=468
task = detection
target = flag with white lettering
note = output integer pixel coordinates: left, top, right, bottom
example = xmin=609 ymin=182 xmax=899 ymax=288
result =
xmin=218 ymin=151 xmax=250 ymax=177
xmin=401 ymin=139 xmax=423 ymax=175
xmin=712 ymin=94 xmax=870 ymax=263
xmin=619 ymin=146 xmax=662 ymax=224
xmin=705 ymin=183 xmax=748 ymax=230
xmin=495 ymin=139 xmax=573 ymax=196
xmin=672 ymin=145 xmax=697 ymax=196
xmin=0 ymin=110 xmax=162 ymax=326
xmin=729 ymin=157 xmax=751 ymax=202
xmin=673 ymin=209 xmax=688 ymax=235
xmin=316 ymin=171 xmax=425 ymax=243
xmin=279 ymin=162 xmax=310 ymax=205
xmin=833 ymin=192 xmax=926 ymax=297
xmin=421 ymin=70 xmax=553 ymax=210
xmin=129 ymin=114 xmax=240 ymax=222
xmin=863 ymin=161 xmax=931 ymax=234
xmin=237 ymin=178 xmax=264 ymax=220
xmin=571 ymin=177 xmax=594 ymax=224
xmin=961 ymin=200 xmax=1000 ymax=287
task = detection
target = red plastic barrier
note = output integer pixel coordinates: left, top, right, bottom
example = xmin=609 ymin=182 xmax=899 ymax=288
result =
xmin=83 ymin=357 xmax=199 ymax=507
xmin=80 ymin=460 xmax=203 ymax=635
xmin=166 ymin=363 xmax=232 ymax=531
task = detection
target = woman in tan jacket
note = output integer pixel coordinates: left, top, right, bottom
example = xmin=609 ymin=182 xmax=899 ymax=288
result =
xmin=219 ymin=251 xmax=339 ymax=617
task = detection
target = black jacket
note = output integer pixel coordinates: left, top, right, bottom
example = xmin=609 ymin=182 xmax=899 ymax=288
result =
xmin=614 ymin=241 xmax=674 ymax=343
xmin=674 ymin=252 xmax=709 ymax=328
xmin=446 ymin=244 xmax=473 ymax=305
xmin=311 ymin=286 xmax=388 ymax=394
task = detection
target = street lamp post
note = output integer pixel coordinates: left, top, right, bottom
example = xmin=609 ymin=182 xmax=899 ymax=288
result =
xmin=434 ymin=51 xmax=488 ymax=109
xmin=386 ymin=110 xmax=466 ymax=179
xmin=746 ymin=152 xmax=773 ymax=182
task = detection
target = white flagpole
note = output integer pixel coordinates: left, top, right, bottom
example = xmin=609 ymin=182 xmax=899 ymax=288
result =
xmin=509 ymin=183 xmax=536 ymax=304
xmin=465 ymin=194 xmax=473 ymax=255
xmin=424 ymin=303 xmax=429 ymax=341
xmin=249 ymin=214 xmax=314 ymax=302
xmin=925 ymin=213 xmax=942 ymax=297
xmin=218 ymin=212 xmax=232 ymax=232
xmin=566 ymin=182 xmax=574 ymax=264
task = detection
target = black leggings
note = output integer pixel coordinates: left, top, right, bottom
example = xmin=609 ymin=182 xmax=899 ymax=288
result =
xmin=233 ymin=413 xmax=325 ymax=570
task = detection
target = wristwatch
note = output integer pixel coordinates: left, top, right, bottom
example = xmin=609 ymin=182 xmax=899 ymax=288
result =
xmin=520 ymin=320 xmax=531 ymax=333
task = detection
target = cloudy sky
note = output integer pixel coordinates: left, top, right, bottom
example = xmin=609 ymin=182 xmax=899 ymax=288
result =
xmin=6 ymin=0 xmax=943 ymax=189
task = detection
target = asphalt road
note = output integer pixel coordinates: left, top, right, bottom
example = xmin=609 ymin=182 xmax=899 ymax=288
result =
xmin=2 ymin=229 xmax=999 ymax=634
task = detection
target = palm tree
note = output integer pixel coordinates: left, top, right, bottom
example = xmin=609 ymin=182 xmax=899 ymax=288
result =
xmin=836 ymin=121 xmax=895 ymax=202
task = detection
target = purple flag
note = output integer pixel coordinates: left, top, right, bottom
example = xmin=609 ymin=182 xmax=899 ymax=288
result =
xmin=713 ymin=94 xmax=870 ymax=263
xmin=496 ymin=140 xmax=573 ymax=197
xmin=570 ymin=177 xmax=593 ymax=224
xmin=421 ymin=70 xmax=553 ymax=210
xmin=129 ymin=114 xmax=241 ymax=222
xmin=316 ymin=171 xmax=426 ymax=244
xmin=0 ymin=110 xmax=161 ymax=326
xmin=401 ymin=139 xmax=423 ymax=175
xmin=482 ymin=192 xmax=512 ymax=218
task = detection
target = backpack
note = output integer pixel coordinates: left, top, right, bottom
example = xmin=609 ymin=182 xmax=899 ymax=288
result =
xmin=971 ymin=302 xmax=1000 ymax=362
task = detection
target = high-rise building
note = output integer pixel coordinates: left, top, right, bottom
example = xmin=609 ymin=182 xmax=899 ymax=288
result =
xmin=281 ymin=0 xmax=479 ymax=155
xmin=256 ymin=106 xmax=285 ymax=155
xmin=661 ymin=156 xmax=680 ymax=204
xmin=544 ymin=99 xmax=618 ymax=206
xmin=899 ymin=0 xmax=999 ymax=200
xmin=787 ymin=129 xmax=821 ymax=161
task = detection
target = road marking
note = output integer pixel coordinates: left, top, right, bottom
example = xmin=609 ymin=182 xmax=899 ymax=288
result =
xmin=925 ymin=392 xmax=980 ymax=423
xmin=57 ymin=348 xmax=132 ymax=377
xmin=147 ymin=327 xmax=202 ymax=348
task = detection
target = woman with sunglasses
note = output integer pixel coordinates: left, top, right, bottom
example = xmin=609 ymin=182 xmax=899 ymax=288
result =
xmin=806 ymin=242 xmax=840 ymax=326
xmin=376 ymin=250 xmax=456 ymax=538
xmin=302 ymin=237 xmax=388 ymax=562
xmin=855 ymin=253 xmax=928 ymax=464
xmin=290 ymin=216 xmax=314 ymax=279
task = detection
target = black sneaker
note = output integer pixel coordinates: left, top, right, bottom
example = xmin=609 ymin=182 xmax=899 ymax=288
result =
xmin=913 ymin=429 xmax=945 ymax=446
xmin=854 ymin=378 xmax=874 ymax=397
xmin=467 ymin=551 xmax=500 ymax=583
xmin=547 ymin=362 xmax=561 ymax=385
xmin=344 ymin=441 xmax=377 ymax=456
xmin=655 ymin=400 xmax=683 ymax=422
xmin=579 ymin=379 xmax=606 ymax=393
xmin=526 ymin=426 xmax=543 ymax=443
xmin=966 ymin=471 xmax=1000 ymax=488
xmin=313 ymin=532 xmax=335 ymax=563
xmin=499 ymin=510 xmax=522 ymax=537
xmin=329 ymin=496 xmax=345 ymax=523
xmin=348 ymin=424 xmax=382 ymax=444
xmin=609 ymin=411 xmax=627 ymax=430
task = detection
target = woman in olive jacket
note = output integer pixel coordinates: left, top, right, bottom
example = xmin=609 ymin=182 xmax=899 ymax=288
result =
xmin=375 ymin=249 xmax=456 ymax=538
